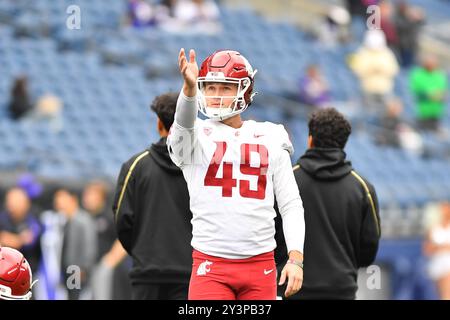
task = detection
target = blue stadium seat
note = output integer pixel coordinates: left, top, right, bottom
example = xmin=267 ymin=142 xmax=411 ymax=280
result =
xmin=0 ymin=3 xmax=449 ymax=214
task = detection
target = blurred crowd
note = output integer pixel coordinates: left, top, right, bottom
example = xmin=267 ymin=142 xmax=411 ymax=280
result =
xmin=6 ymin=0 xmax=446 ymax=158
xmin=126 ymin=0 xmax=222 ymax=34
xmin=297 ymin=0 xmax=448 ymax=159
xmin=0 ymin=176 xmax=132 ymax=300
xmin=8 ymin=76 xmax=63 ymax=132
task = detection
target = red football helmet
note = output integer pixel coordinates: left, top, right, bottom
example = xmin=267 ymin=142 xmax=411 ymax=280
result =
xmin=197 ymin=50 xmax=257 ymax=120
xmin=0 ymin=247 xmax=36 ymax=300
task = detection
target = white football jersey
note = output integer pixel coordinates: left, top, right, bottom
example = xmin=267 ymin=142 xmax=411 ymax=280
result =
xmin=168 ymin=114 xmax=303 ymax=259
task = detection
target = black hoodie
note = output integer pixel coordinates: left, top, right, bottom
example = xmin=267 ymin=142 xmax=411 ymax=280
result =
xmin=275 ymin=148 xmax=380 ymax=299
xmin=113 ymin=137 xmax=192 ymax=284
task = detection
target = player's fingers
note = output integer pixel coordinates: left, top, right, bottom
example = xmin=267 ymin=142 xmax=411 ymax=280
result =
xmin=293 ymin=271 xmax=303 ymax=294
xmin=284 ymin=276 xmax=294 ymax=297
xmin=298 ymin=276 xmax=303 ymax=290
xmin=189 ymin=49 xmax=196 ymax=63
xmin=178 ymin=48 xmax=186 ymax=67
xmin=179 ymin=58 xmax=185 ymax=72
xmin=179 ymin=55 xmax=188 ymax=73
xmin=286 ymin=282 xmax=296 ymax=297
xmin=178 ymin=49 xmax=186 ymax=62
xmin=278 ymin=268 xmax=286 ymax=285
xmin=180 ymin=64 xmax=188 ymax=77
xmin=179 ymin=48 xmax=185 ymax=61
xmin=292 ymin=277 xmax=300 ymax=294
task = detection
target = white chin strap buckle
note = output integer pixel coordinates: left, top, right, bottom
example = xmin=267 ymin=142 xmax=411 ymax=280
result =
xmin=206 ymin=107 xmax=234 ymax=120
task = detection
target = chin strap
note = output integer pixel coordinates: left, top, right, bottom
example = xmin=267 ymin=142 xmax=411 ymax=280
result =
xmin=30 ymin=279 xmax=38 ymax=289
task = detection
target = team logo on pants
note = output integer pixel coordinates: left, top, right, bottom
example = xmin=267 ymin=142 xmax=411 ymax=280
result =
xmin=197 ymin=260 xmax=213 ymax=276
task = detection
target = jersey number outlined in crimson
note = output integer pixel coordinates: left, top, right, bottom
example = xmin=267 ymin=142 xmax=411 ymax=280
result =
xmin=204 ymin=141 xmax=269 ymax=199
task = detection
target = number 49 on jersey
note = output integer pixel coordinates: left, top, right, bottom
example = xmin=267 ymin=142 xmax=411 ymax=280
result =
xmin=204 ymin=141 xmax=268 ymax=200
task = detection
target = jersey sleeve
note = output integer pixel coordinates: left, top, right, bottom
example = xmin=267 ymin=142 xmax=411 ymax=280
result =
xmin=272 ymin=138 xmax=304 ymax=254
xmin=167 ymin=121 xmax=199 ymax=168
xmin=276 ymin=124 xmax=294 ymax=155
xmin=167 ymin=93 xmax=200 ymax=168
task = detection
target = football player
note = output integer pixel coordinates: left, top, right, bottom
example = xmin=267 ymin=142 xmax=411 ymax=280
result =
xmin=167 ymin=48 xmax=305 ymax=300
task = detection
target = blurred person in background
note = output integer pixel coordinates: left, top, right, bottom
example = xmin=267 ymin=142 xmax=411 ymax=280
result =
xmin=316 ymin=5 xmax=351 ymax=48
xmin=159 ymin=0 xmax=177 ymax=17
xmin=33 ymin=93 xmax=64 ymax=133
xmin=16 ymin=173 xmax=44 ymax=214
xmin=127 ymin=0 xmax=156 ymax=28
xmin=37 ymin=195 xmax=67 ymax=300
xmin=376 ymin=97 xmax=423 ymax=155
xmin=349 ymin=29 xmax=399 ymax=118
xmin=8 ymin=76 xmax=33 ymax=120
xmin=82 ymin=181 xmax=131 ymax=300
xmin=346 ymin=0 xmax=379 ymax=17
xmin=298 ymin=64 xmax=332 ymax=109
xmin=0 ymin=188 xmax=42 ymax=278
xmin=379 ymin=0 xmax=399 ymax=54
xmin=395 ymin=1 xmax=425 ymax=68
xmin=54 ymin=188 xmax=97 ymax=300
xmin=173 ymin=0 xmax=221 ymax=34
xmin=376 ymin=97 xmax=403 ymax=147
xmin=409 ymin=55 xmax=448 ymax=134
xmin=424 ymin=201 xmax=450 ymax=300
xmin=152 ymin=0 xmax=177 ymax=29
xmin=113 ymin=92 xmax=193 ymax=300
xmin=83 ymin=182 xmax=116 ymax=270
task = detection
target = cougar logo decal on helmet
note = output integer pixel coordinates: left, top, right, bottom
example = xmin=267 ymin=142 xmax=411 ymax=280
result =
xmin=0 ymin=247 xmax=37 ymax=300
xmin=197 ymin=50 xmax=257 ymax=121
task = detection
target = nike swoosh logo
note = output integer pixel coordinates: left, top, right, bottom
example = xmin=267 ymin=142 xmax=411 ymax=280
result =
xmin=254 ymin=134 xmax=265 ymax=138
xmin=264 ymin=269 xmax=274 ymax=275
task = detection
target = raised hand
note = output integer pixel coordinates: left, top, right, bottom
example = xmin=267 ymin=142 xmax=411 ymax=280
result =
xmin=179 ymin=48 xmax=199 ymax=97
